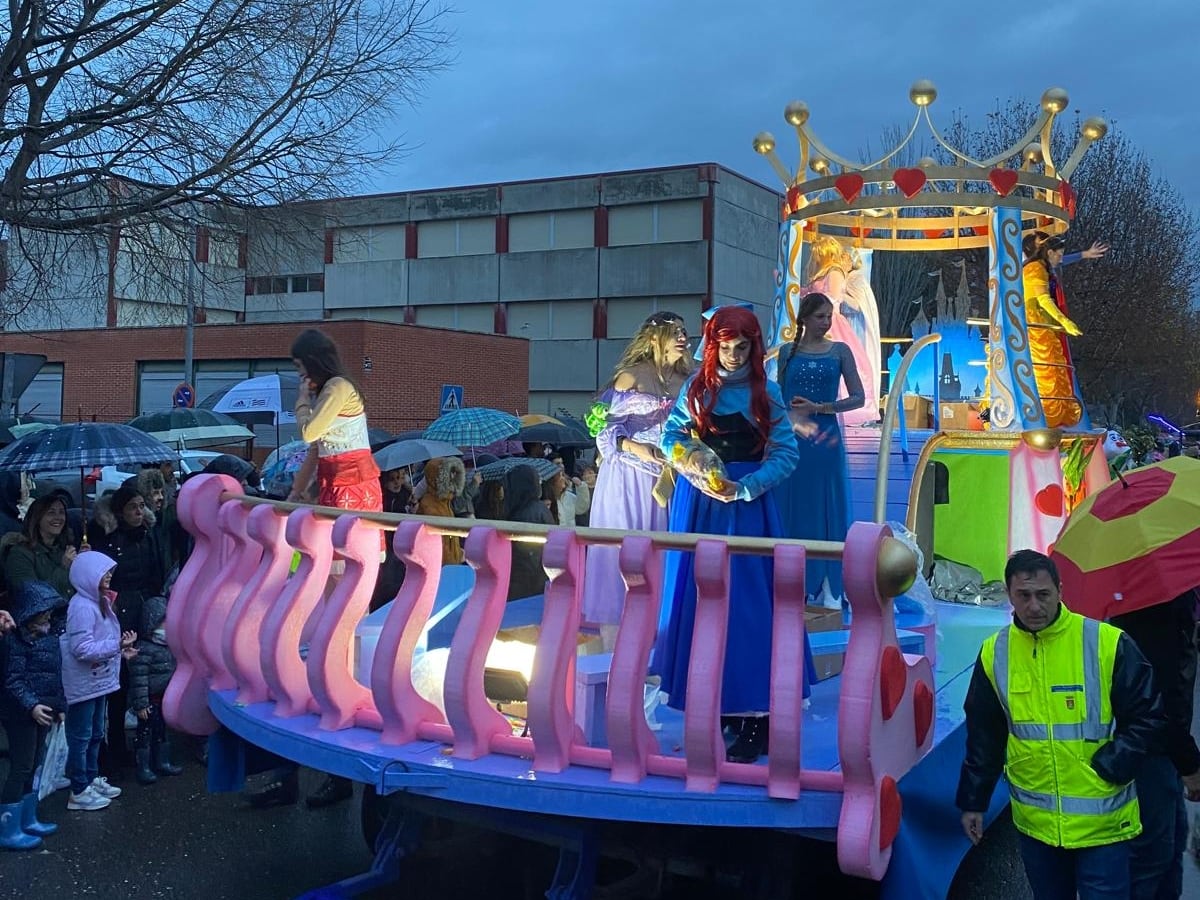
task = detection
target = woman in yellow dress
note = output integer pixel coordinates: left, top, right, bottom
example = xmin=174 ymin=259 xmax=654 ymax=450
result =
xmin=1022 ymin=235 xmax=1084 ymax=428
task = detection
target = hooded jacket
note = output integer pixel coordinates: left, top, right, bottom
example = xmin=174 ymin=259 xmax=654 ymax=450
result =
xmin=1 ymin=580 xmax=67 ymax=719
xmin=503 ymin=465 xmax=554 ymax=602
xmin=60 ymin=551 xmax=122 ymax=705
xmin=417 ymin=457 xmax=466 ymax=564
xmin=93 ymin=492 xmax=165 ymax=632
xmin=128 ymin=595 xmax=175 ymax=711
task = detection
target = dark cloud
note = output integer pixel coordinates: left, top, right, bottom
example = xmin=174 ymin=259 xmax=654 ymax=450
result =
xmin=377 ymin=0 xmax=1199 ymax=206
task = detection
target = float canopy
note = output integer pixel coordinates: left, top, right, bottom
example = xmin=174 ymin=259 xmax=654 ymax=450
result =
xmin=752 ymin=82 xmax=1107 ymax=252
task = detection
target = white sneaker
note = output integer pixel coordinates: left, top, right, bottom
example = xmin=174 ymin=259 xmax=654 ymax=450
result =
xmin=68 ymin=786 xmax=111 ymax=811
xmin=90 ymin=777 xmax=122 ymax=799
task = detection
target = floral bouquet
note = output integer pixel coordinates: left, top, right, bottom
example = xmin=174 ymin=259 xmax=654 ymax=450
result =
xmin=668 ymin=437 xmax=730 ymax=495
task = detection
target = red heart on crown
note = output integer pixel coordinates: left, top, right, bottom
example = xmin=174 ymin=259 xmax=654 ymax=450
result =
xmin=1034 ymin=484 xmax=1065 ymax=518
xmin=893 ymin=168 xmax=927 ymax=198
xmin=989 ymin=168 xmax=1019 ymax=196
xmin=834 ymin=173 xmax=865 ymax=203
xmin=784 ymin=186 xmax=803 ymax=215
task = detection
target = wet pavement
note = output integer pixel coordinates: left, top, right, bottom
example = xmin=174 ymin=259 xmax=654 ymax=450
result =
xmin=0 ymin=680 xmax=1196 ymax=900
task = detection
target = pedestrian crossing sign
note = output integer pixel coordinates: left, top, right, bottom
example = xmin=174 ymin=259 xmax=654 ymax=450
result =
xmin=440 ymin=384 xmax=464 ymax=413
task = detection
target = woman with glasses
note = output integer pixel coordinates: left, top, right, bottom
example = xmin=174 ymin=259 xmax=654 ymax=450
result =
xmin=582 ymin=312 xmax=692 ymax=641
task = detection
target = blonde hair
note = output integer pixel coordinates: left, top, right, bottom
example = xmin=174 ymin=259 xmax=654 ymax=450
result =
xmin=807 ymin=236 xmax=847 ymax=282
xmin=606 ymin=318 xmax=692 ymax=389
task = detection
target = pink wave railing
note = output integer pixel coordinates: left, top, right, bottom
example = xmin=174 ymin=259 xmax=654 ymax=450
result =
xmin=163 ymin=474 xmax=935 ymax=880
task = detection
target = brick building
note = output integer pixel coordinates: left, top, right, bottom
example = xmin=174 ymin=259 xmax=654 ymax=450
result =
xmin=0 ymin=320 xmax=528 ymax=437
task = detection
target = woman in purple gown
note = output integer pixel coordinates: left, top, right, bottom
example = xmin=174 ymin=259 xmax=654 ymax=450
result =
xmin=582 ymin=312 xmax=692 ymax=637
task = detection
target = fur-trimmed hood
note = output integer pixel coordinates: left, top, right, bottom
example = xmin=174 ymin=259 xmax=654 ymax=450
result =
xmin=424 ymin=456 xmax=466 ymax=501
xmin=91 ymin=490 xmax=156 ymax=538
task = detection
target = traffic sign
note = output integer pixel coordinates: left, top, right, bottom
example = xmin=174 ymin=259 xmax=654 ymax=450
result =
xmin=439 ymin=384 xmax=464 ymax=413
xmin=173 ymin=382 xmax=195 ymax=409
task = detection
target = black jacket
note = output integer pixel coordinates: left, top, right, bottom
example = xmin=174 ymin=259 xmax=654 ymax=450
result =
xmin=503 ymin=465 xmax=554 ymax=602
xmin=96 ymin=522 xmax=166 ymax=632
xmin=128 ymin=595 xmax=175 ymax=711
xmin=1110 ymin=591 xmax=1200 ymax=778
xmin=956 ymin=605 xmax=1165 ymax=812
xmin=1 ymin=581 xmax=67 ymax=719
xmin=0 ymin=471 xmax=23 ymax=540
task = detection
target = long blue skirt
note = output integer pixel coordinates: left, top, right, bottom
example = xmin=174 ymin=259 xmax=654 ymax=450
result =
xmin=653 ymin=461 xmax=814 ymax=714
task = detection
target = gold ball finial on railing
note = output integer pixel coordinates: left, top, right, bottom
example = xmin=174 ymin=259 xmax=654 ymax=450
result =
xmin=810 ymin=156 xmax=830 ymax=175
xmin=752 ymin=132 xmax=776 ymax=155
xmin=1081 ymin=117 xmax=1108 ymax=141
xmin=917 ymin=156 xmax=937 ymax=169
xmin=1041 ymin=87 xmax=1070 ymax=114
xmin=1023 ymin=143 xmax=1044 ymax=165
xmin=784 ymin=100 xmax=809 ymax=127
xmin=1021 ymin=428 xmax=1064 ymax=451
xmin=909 ymin=79 xmax=938 ymax=107
xmin=876 ymin=536 xmax=918 ymax=599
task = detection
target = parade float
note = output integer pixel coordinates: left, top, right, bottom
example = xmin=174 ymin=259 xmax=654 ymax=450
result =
xmin=163 ymin=82 xmax=1112 ymax=899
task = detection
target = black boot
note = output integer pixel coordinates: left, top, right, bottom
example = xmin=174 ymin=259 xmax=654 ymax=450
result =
xmin=305 ymin=775 xmax=353 ymax=809
xmin=244 ymin=768 xmax=299 ymax=809
xmin=726 ymin=716 xmax=769 ymax=764
xmin=152 ymin=742 xmax=183 ymax=776
xmin=135 ymin=747 xmax=158 ymax=785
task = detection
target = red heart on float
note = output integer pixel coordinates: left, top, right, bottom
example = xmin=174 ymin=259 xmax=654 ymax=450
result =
xmin=923 ymin=228 xmax=946 ymax=240
xmin=893 ymin=168 xmax=927 ymax=198
xmin=834 ymin=173 xmax=865 ymax=203
xmin=803 ymin=220 xmax=817 ymax=233
xmin=989 ymin=168 xmax=1019 ymax=196
xmin=851 ymin=225 xmax=871 ymax=238
xmin=1034 ymin=484 xmax=1065 ymax=517
xmin=1059 ymin=180 xmax=1077 ymax=217
xmin=879 ymin=776 xmax=902 ymax=851
xmin=785 ymin=185 xmax=802 ymax=211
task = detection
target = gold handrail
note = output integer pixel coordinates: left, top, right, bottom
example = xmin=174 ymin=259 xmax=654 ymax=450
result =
xmin=226 ymin=492 xmax=848 ymax=559
xmin=874 ymin=333 xmax=942 ymax=524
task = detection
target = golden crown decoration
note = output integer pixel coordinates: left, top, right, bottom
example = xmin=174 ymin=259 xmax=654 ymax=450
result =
xmin=752 ymin=81 xmax=1108 ymax=250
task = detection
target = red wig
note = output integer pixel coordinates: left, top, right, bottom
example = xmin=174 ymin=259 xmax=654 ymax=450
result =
xmin=686 ymin=306 xmax=775 ymax=447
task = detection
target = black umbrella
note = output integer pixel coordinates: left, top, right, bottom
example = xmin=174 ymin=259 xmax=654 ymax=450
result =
xmin=127 ymin=408 xmax=254 ymax=449
xmin=516 ymin=420 xmax=592 ymax=447
xmin=0 ymin=423 xmax=179 ymax=517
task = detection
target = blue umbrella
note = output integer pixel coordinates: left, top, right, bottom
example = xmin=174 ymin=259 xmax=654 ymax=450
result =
xmin=423 ymin=408 xmax=521 ymax=448
xmin=475 ymin=456 xmax=560 ymax=483
xmin=0 ymin=422 xmax=178 ymax=472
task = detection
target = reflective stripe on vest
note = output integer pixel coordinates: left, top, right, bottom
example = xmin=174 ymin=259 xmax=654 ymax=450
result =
xmin=1008 ymin=781 xmax=1137 ymax=815
xmin=992 ymin=618 xmax=1113 ymax=742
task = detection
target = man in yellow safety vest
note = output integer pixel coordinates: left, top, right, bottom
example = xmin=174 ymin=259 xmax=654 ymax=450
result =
xmin=956 ymin=550 xmax=1166 ymax=900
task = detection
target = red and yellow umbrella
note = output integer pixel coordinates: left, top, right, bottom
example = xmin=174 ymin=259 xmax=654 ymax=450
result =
xmin=1052 ymin=457 xmax=1200 ymax=620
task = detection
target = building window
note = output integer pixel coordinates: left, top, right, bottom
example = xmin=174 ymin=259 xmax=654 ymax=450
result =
xmin=250 ymin=276 xmax=290 ymax=295
xmin=290 ymin=274 xmax=324 ymax=293
xmin=608 ymin=200 xmax=703 ymax=247
xmin=417 ymin=218 xmax=496 ymax=258
xmin=333 ymin=224 xmax=407 ymax=263
xmin=508 ymin=210 xmax=595 ymax=253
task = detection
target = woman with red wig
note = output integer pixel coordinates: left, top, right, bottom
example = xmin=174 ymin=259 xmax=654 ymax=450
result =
xmin=653 ymin=306 xmax=800 ymax=763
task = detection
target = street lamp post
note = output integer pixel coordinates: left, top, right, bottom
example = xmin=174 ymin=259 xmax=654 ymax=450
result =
xmin=184 ymin=225 xmax=195 ymax=391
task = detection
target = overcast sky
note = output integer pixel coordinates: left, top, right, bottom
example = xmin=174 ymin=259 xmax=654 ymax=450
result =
xmin=375 ymin=0 xmax=1198 ymax=207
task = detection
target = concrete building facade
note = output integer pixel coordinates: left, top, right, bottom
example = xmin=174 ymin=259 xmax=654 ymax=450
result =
xmin=2 ymin=164 xmax=782 ymax=419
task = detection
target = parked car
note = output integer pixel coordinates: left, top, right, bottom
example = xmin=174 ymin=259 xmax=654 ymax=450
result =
xmin=93 ymin=450 xmax=227 ymax=500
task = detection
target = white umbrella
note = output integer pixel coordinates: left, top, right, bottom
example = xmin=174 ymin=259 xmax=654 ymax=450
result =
xmin=201 ymin=373 xmax=298 ymax=426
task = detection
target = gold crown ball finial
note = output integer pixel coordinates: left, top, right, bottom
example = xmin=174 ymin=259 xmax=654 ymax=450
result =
xmin=752 ymin=132 xmax=776 ymax=155
xmin=909 ymin=79 xmax=938 ymax=107
xmin=810 ymin=156 xmax=830 ymax=175
xmin=1081 ymin=117 xmax=1108 ymax=142
xmin=1041 ymin=87 xmax=1070 ymax=114
xmin=917 ymin=156 xmax=938 ymax=169
xmin=1023 ymin=142 xmax=1044 ymax=165
xmin=876 ymin=536 xmax=918 ymax=599
xmin=784 ymin=100 xmax=810 ymax=127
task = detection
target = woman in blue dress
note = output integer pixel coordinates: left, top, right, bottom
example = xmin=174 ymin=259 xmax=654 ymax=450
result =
xmin=654 ymin=306 xmax=799 ymax=763
xmin=775 ymin=292 xmax=865 ymax=604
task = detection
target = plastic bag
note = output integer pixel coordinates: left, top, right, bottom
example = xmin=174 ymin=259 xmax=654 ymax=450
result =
xmin=36 ymin=721 xmax=68 ymax=801
xmin=930 ymin=558 xmax=1008 ymax=607
xmin=887 ymin=521 xmax=936 ymax=620
xmin=668 ymin=438 xmax=730 ymax=495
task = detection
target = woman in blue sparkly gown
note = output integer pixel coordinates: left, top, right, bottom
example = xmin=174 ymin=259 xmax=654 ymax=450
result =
xmin=776 ymin=292 xmax=865 ymax=602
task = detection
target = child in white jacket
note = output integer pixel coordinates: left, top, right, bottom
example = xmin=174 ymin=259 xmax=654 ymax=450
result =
xmin=60 ymin=551 xmax=137 ymax=811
